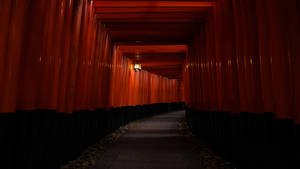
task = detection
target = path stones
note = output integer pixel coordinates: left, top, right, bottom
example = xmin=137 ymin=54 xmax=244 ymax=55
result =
xmin=61 ymin=113 xmax=235 ymax=169
xmin=178 ymin=119 xmax=236 ymax=169
xmin=61 ymin=122 xmax=137 ymax=169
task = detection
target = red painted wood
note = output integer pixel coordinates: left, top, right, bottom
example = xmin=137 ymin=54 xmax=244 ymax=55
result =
xmin=183 ymin=0 xmax=299 ymax=123
xmin=92 ymin=1 xmax=216 ymax=8
xmin=0 ymin=0 xmax=299 ymax=124
xmin=0 ymin=0 xmax=27 ymax=112
xmin=94 ymin=7 xmax=210 ymax=13
xmin=0 ymin=0 xmax=12 ymax=98
xmin=56 ymin=0 xmax=74 ymax=113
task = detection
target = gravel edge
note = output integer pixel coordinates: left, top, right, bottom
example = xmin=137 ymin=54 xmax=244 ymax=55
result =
xmin=60 ymin=122 xmax=138 ymax=169
xmin=178 ymin=118 xmax=237 ymax=169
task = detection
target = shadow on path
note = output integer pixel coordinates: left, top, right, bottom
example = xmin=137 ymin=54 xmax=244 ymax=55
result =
xmin=93 ymin=111 xmax=234 ymax=169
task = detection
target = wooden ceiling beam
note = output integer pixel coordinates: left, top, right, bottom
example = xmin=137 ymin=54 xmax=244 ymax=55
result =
xmin=119 ymin=45 xmax=187 ymax=53
xmin=96 ymin=12 xmax=206 ymax=19
xmin=105 ymin=23 xmax=202 ymax=31
xmin=144 ymin=66 xmax=182 ymax=68
xmin=98 ymin=18 xmax=205 ymax=23
xmin=114 ymin=40 xmax=187 ymax=45
xmin=139 ymin=54 xmax=184 ymax=58
xmin=92 ymin=1 xmax=216 ymax=8
xmin=94 ymin=7 xmax=210 ymax=13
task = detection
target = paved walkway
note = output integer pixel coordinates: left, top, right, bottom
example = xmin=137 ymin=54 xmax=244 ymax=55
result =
xmin=92 ymin=111 xmax=205 ymax=169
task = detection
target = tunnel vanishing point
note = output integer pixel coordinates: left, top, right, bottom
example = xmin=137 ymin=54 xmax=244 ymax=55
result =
xmin=0 ymin=0 xmax=300 ymax=169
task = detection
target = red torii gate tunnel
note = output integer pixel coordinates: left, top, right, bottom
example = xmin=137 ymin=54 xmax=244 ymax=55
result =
xmin=0 ymin=0 xmax=299 ymax=169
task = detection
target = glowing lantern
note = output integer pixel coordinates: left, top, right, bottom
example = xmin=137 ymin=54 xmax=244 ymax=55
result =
xmin=134 ymin=63 xmax=142 ymax=72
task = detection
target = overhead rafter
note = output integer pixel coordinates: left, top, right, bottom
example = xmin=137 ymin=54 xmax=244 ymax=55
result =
xmin=91 ymin=1 xmax=215 ymax=80
xmin=91 ymin=1 xmax=216 ymax=8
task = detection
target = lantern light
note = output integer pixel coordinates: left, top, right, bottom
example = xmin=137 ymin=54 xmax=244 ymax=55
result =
xmin=134 ymin=63 xmax=142 ymax=72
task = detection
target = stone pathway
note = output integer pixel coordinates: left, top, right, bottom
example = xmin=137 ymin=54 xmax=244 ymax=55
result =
xmin=92 ymin=111 xmax=235 ymax=169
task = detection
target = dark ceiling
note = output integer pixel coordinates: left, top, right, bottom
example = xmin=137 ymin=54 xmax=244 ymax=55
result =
xmin=91 ymin=0 xmax=216 ymax=80
xmin=120 ymin=45 xmax=186 ymax=80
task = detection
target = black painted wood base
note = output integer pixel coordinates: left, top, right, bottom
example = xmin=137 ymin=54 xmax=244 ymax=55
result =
xmin=0 ymin=102 xmax=184 ymax=169
xmin=185 ymin=107 xmax=299 ymax=169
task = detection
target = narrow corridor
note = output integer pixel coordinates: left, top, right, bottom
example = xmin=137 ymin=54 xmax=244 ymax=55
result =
xmin=93 ymin=111 xmax=233 ymax=169
xmin=1 ymin=0 xmax=299 ymax=168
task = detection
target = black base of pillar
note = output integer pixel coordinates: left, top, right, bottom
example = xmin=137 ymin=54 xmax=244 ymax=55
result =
xmin=0 ymin=102 xmax=184 ymax=169
xmin=185 ymin=108 xmax=299 ymax=169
